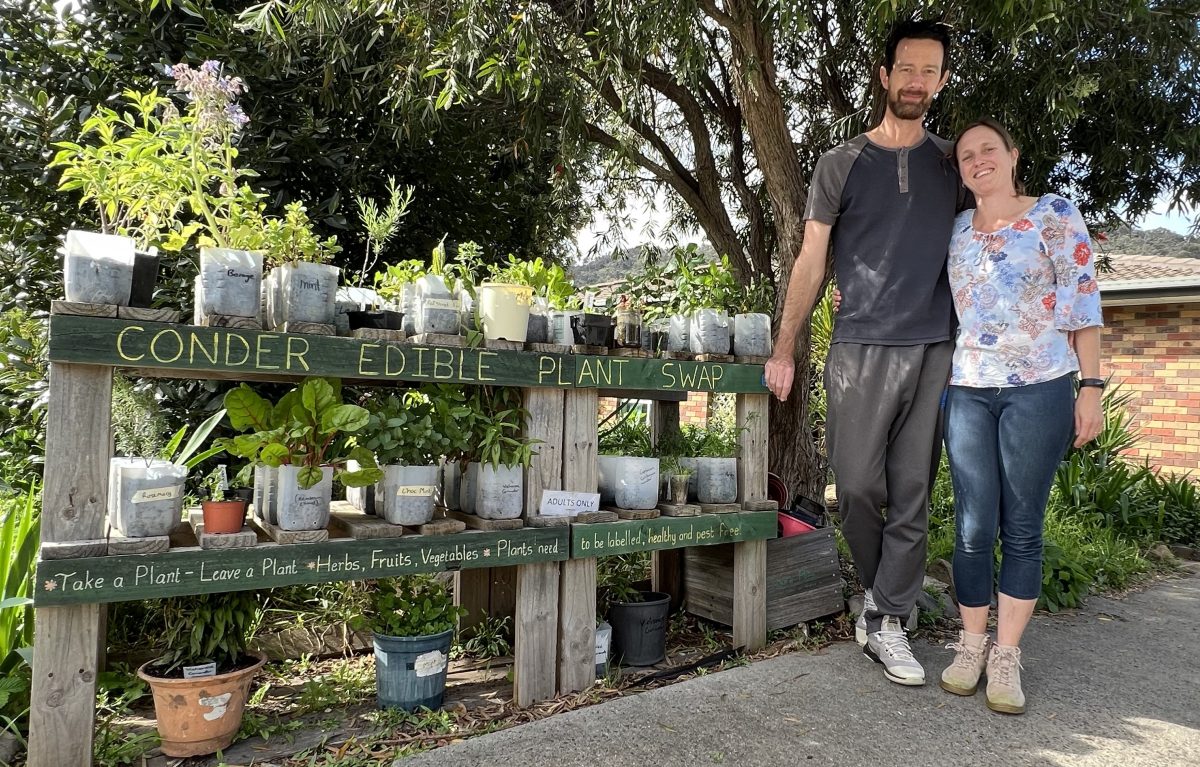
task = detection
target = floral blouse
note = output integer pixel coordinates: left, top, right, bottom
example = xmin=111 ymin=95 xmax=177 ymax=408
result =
xmin=948 ymin=194 xmax=1103 ymax=388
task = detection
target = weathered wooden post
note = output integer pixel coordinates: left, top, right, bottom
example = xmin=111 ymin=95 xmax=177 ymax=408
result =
xmin=733 ymin=392 xmax=770 ymax=651
xmin=556 ymin=387 xmax=598 ymax=694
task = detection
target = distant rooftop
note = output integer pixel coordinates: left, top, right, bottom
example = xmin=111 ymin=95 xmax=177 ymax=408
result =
xmin=1099 ymin=253 xmax=1200 ymax=305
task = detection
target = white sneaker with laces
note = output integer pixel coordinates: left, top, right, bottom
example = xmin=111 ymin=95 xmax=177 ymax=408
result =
xmin=854 ymin=588 xmax=876 ymax=646
xmin=864 ymin=615 xmax=925 ymax=686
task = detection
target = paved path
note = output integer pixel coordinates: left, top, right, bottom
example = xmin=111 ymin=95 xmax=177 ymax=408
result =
xmin=405 ymin=572 xmax=1200 ymax=767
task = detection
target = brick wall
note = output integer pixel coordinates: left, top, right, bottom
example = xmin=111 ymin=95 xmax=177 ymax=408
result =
xmin=1103 ymin=303 xmax=1200 ymax=476
xmin=596 ymin=391 xmax=711 ymax=429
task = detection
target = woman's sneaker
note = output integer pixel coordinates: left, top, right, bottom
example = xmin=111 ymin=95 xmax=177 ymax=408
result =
xmin=854 ymin=588 xmax=876 ymax=646
xmin=939 ymin=630 xmax=990 ymax=695
xmin=863 ymin=615 xmax=925 ymax=686
xmin=986 ymin=644 xmax=1026 ymax=714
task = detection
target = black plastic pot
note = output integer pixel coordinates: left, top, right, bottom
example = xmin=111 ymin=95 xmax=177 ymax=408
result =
xmin=129 ymin=250 xmax=160 ymax=308
xmin=347 ymin=310 xmax=404 ymax=330
xmin=649 ymin=330 xmax=669 ymax=355
xmin=608 ymin=591 xmax=670 ymax=666
xmin=571 ymin=312 xmax=614 ymax=347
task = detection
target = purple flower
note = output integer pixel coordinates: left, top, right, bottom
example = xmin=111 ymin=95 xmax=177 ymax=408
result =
xmin=200 ymin=60 xmax=222 ymax=75
xmin=225 ymin=103 xmax=250 ymax=129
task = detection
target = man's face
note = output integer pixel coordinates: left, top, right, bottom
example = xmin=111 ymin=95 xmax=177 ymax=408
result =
xmin=880 ymin=38 xmax=949 ymax=121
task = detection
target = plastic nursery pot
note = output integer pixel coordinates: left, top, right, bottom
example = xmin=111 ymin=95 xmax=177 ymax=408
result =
xmin=138 ymin=652 xmax=267 ymax=758
xmin=478 ymin=282 xmax=534 ymax=342
xmin=62 ymin=229 xmax=135 ymax=305
xmin=274 ymin=262 xmax=340 ymax=325
xmin=669 ymin=474 xmax=690 ymax=506
xmin=689 ymin=309 xmax=731 ymax=354
xmin=571 ymin=312 xmax=614 ymax=347
xmin=614 ymin=309 xmax=642 ymax=348
xmin=201 ymin=499 xmax=247 ymax=535
xmin=108 ymin=458 xmax=186 ymax=538
xmin=373 ymin=628 xmax=453 ymax=711
xmin=608 ymin=592 xmax=670 ymax=666
xmin=378 ymin=464 xmax=439 ymax=526
xmin=275 ymin=465 xmax=334 ymax=531
xmin=733 ymin=312 xmax=773 ymax=357
xmin=474 ymin=464 xmax=523 ymax=520
xmin=347 ymin=309 xmax=404 ymax=331
xmin=548 ymin=310 xmax=582 ymax=346
xmin=695 ymin=457 xmax=738 ymax=504
xmin=252 ymin=465 xmax=279 ymax=525
xmin=441 ymin=460 xmax=462 ymax=512
xmin=597 ymin=456 xmax=660 ymax=510
xmin=526 ymin=311 xmax=550 ymax=344
xmin=129 ymin=249 xmax=160 ymax=308
xmin=198 ymin=247 xmax=263 ymax=319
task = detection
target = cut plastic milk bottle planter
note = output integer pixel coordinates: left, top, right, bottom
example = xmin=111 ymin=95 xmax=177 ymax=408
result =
xmin=275 ymin=262 xmax=340 ymax=325
xmin=689 ymin=309 xmax=731 ymax=354
xmin=597 ymin=456 xmax=660 ymax=510
xmin=275 ymin=465 xmax=334 ymax=531
xmin=378 ymin=464 xmax=439 ymax=526
xmin=108 ymin=458 xmax=186 ymax=537
xmin=733 ymin=313 xmax=772 ymax=357
xmin=474 ymin=464 xmax=523 ymax=519
xmin=695 ymin=457 xmax=738 ymax=504
xmin=526 ymin=297 xmax=551 ymax=344
xmin=441 ymin=459 xmax=462 ymax=511
xmin=198 ymin=247 xmax=263 ymax=318
xmin=667 ymin=314 xmax=690 ymax=352
xmin=63 ymin=229 xmax=136 ymax=305
xmin=253 ymin=465 xmax=280 ymax=524
xmin=459 ymin=462 xmax=480 ymax=514
xmin=414 ymin=275 xmax=460 ymax=335
xmin=478 ymin=282 xmax=533 ymax=342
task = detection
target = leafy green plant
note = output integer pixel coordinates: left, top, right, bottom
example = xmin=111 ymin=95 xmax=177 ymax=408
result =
xmin=153 ymin=590 xmax=262 ymax=675
xmin=373 ymin=258 xmax=426 ymax=305
xmin=220 ymin=378 xmax=382 ymax=489
xmin=444 ymin=241 xmax=488 ymax=299
xmin=451 ymin=615 xmax=512 ymax=660
xmin=111 ymin=377 xmax=226 ymax=468
xmin=1038 ymin=540 xmax=1092 ymax=613
xmin=598 ymin=410 xmax=654 ymax=457
xmin=0 ymin=487 xmax=38 ymax=742
xmin=357 ymin=390 xmax=447 ymax=466
xmin=488 ymin=254 xmax=576 ymax=309
xmin=353 ymin=576 xmax=464 ymax=638
xmin=0 ymin=310 xmax=47 ymax=494
xmin=258 ymin=200 xmax=342 ymax=268
xmin=464 ymin=388 xmax=537 ymax=469
xmin=596 ymin=552 xmax=651 ymax=619
xmin=353 ymin=176 xmax=414 ymax=291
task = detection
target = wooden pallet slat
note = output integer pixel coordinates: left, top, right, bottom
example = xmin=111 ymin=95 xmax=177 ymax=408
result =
xmin=187 ymin=510 xmax=258 ymax=550
xmin=409 ymin=332 xmax=465 ymax=347
xmin=51 ymin=300 xmax=118 ymax=317
xmin=444 ymin=509 xmax=523 ymax=531
xmin=327 ymin=504 xmax=406 ymax=539
xmin=250 ymin=513 xmax=330 ymax=544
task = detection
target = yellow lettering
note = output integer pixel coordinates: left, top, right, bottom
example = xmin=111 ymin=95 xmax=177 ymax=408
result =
xmin=577 ymin=358 xmax=596 ymax=386
xmin=224 ymin=333 xmax=250 ymax=367
xmin=558 ymin=357 xmax=571 ymax=386
xmin=698 ymin=365 xmax=713 ymax=389
xmin=433 ymin=347 xmax=454 ymax=380
xmin=189 ymin=332 xmax=217 ymax=365
xmin=150 ymin=329 xmax=183 ymax=363
xmin=477 ymin=351 xmax=497 ymax=382
xmin=610 ymin=358 xmax=628 ymax=386
xmin=711 ymin=365 xmax=724 ymax=389
xmin=596 ymin=359 xmax=612 ymax=386
xmin=385 ymin=344 xmax=406 ymax=376
xmin=412 ymin=347 xmax=429 ymax=378
xmin=286 ymin=336 xmax=310 ymax=371
xmin=358 ymin=343 xmax=380 ymax=376
xmin=255 ymin=334 xmax=280 ymax=370
xmin=537 ymin=355 xmax=556 ymax=385
xmin=679 ymin=364 xmax=699 ymax=389
xmin=458 ymin=349 xmax=467 ymax=381
xmin=660 ymin=362 xmax=677 ymax=388
xmin=116 ymin=326 xmax=145 ymax=362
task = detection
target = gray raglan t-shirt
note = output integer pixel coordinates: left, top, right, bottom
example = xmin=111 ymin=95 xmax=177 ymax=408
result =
xmin=804 ymin=132 xmax=961 ymax=345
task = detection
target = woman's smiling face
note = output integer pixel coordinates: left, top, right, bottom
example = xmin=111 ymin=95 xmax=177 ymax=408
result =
xmin=956 ymin=124 xmax=1020 ymax=197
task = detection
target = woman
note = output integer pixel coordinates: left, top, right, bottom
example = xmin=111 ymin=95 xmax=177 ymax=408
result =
xmin=939 ymin=117 xmax=1104 ymax=714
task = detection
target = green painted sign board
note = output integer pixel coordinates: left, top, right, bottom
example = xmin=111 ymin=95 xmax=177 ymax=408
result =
xmin=34 ymin=528 xmax=569 ymax=606
xmin=571 ymin=511 xmax=777 ymax=558
xmin=47 ymin=315 xmax=766 ymax=393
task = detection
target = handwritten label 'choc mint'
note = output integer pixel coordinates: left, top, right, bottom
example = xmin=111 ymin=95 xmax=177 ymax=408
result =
xmin=395 ymin=486 xmax=436 ymax=498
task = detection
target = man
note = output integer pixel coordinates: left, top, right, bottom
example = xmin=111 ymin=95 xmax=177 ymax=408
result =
xmin=764 ymin=19 xmax=962 ymax=686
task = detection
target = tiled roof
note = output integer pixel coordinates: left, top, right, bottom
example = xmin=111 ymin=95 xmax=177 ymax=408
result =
xmin=1099 ymin=253 xmax=1200 ymax=284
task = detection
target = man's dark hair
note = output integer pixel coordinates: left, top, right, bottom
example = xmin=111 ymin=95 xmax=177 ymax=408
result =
xmin=884 ymin=20 xmax=952 ymax=74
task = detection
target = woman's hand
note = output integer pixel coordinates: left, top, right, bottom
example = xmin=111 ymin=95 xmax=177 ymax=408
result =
xmin=1074 ymin=387 xmax=1103 ymax=448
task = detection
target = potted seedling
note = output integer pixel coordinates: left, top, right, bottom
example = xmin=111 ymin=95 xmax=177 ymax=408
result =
xmin=261 ymin=202 xmax=343 ymax=328
xmin=597 ymin=411 xmax=660 ymax=510
xmin=108 ymin=377 xmax=226 ymax=537
xmin=461 ymin=388 xmax=536 ymax=519
xmin=352 ymin=576 xmax=465 ymax=711
xmin=598 ymin=554 xmax=669 ymax=667
xmin=349 ymin=176 xmax=413 ymax=330
xmin=373 ymin=258 xmax=426 ymax=337
xmin=681 ymin=253 xmax=738 ymax=355
xmin=730 ymin=274 xmax=775 ymax=357
xmin=219 ymin=378 xmax=382 ymax=531
xmin=487 ymin=254 xmax=577 ymax=344
xmin=412 ymin=240 xmax=463 ymax=336
xmin=692 ymin=423 xmax=741 ymax=504
xmin=356 ymin=390 xmax=447 ymax=526
xmin=199 ymin=465 xmax=246 ymax=535
xmin=660 ymin=455 xmax=692 ymax=506
xmin=138 ymin=590 xmax=264 ymax=757
xmin=476 ymin=254 xmax=536 ymax=343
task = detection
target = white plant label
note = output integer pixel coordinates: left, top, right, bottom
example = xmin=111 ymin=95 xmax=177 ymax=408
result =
xmin=421 ymin=298 xmax=459 ymax=311
xmin=395 ymin=485 xmax=437 ymax=498
xmin=413 ymin=649 xmax=447 ymax=678
xmin=132 ymin=485 xmax=181 ymax=504
xmin=594 ymin=625 xmax=612 ymax=664
xmin=539 ymin=490 xmax=601 ymax=517
xmin=217 ymin=464 xmax=229 ymax=491
xmin=183 ymin=661 xmax=217 ymax=679
xmin=198 ymin=691 xmax=232 ymax=721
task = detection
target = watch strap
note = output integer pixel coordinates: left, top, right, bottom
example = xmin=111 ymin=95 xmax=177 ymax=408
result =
xmin=1078 ymin=377 xmax=1105 ymax=389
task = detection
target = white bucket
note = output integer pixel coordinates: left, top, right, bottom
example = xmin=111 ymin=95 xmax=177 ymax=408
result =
xmin=597 ymin=455 xmax=660 ymax=510
xmin=199 ymin=247 xmax=263 ymax=318
xmin=478 ymin=282 xmax=534 ymax=342
xmin=63 ymin=230 xmax=135 ymax=305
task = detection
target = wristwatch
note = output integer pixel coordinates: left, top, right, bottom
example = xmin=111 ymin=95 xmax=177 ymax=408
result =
xmin=1078 ymin=378 xmax=1105 ymax=390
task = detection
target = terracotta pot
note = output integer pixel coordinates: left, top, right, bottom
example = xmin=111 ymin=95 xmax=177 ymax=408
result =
xmin=138 ymin=652 xmax=266 ymax=757
xmin=201 ymin=500 xmax=246 ymax=535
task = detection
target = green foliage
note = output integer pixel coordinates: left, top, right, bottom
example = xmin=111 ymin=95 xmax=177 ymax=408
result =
xmin=257 ymin=201 xmax=342 ymax=269
xmin=353 ymin=576 xmax=464 ymax=638
xmin=0 ymin=488 xmax=39 ymax=740
xmin=153 ymin=590 xmax=262 ymax=675
xmin=373 ymin=259 xmax=426 ymax=305
xmin=596 ymin=552 xmax=651 ymax=620
xmin=1038 ymin=540 xmax=1093 ymax=613
xmin=357 ymin=389 xmax=453 ymax=467
xmin=219 ymin=378 xmax=382 ymax=489
xmin=0 ymin=311 xmax=47 ymax=493
xmin=488 ymin=255 xmax=576 ymax=309
xmin=451 ymin=615 xmax=512 ymax=661
xmin=655 ymin=422 xmax=740 ymax=460
xmin=464 ymin=387 xmax=537 ymax=469
xmin=598 ymin=409 xmax=654 ymax=457
xmin=353 ymin=177 xmax=414 ymax=290
xmin=111 ymin=376 xmax=169 ymax=459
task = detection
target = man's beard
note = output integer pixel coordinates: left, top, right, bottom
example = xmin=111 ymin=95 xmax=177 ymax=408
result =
xmin=888 ymin=91 xmax=932 ymax=120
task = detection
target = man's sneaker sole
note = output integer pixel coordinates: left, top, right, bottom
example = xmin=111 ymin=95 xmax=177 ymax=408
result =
xmin=939 ymin=678 xmax=979 ymax=696
xmin=986 ymin=699 xmax=1025 ymax=715
xmin=862 ymin=644 xmax=925 ymax=686
xmin=855 ymin=624 xmax=867 ymax=646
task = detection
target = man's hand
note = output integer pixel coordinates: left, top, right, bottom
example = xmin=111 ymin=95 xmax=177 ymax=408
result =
xmin=764 ymin=354 xmax=796 ymax=402
xmin=1074 ymin=387 xmax=1103 ymax=448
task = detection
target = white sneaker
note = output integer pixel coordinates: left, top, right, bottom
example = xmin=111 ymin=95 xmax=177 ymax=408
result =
xmin=864 ymin=615 xmax=925 ymax=686
xmin=854 ymin=588 xmax=876 ymax=646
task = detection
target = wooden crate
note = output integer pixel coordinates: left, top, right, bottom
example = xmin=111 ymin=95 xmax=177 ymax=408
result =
xmin=683 ymin=527 xmax=843 ymax=632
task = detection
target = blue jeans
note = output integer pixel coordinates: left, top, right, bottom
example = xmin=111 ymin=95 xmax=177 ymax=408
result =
xmin=944 ymin=374 xmax=1075 ymax=606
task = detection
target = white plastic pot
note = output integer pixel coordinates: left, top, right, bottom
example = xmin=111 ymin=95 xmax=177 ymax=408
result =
xmin=474 ymin=463 xmax=524 ymax=519
xmin=689 ymin=309 xmax=731 ymax=354
xmin=378 ymin=464 xmax=439 ymax=526
xmin=253 ymin=465 xmax=279 ymax=523
xmin=442 ymin=460 xmax=462 ymax=511
xmin=695 ymin=457 xmax=738 ymax=504
xmin=63 ymin=230 xmax=135 ymax=305
xmin=460 ymin=462 xmax=479 ymax=514
xmin=597 ymin=455 xmax=660 ymax=510
xmin=108 ymin=458 xmax=186 ymax=537
xmin=199 ymin=247 xmax=263 ymax=318
xmin=274 ymin=262 xmax=340 ymax=325
xmin=548 ymin=310 xmax=582 ymax=346
xmin=275 ymin=465 xmax=334 ymax=531
xmin=733 ymin=313 xmax=772 ymax=357
xmin=667 ymin=314 xmax=690 ymax=352
xmin=478 ymin=282 xmax=534 ymax=342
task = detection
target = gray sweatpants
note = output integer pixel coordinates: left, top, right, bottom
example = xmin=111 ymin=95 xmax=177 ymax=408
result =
xmin=824 ymin=341 xmax=953 ymax=633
